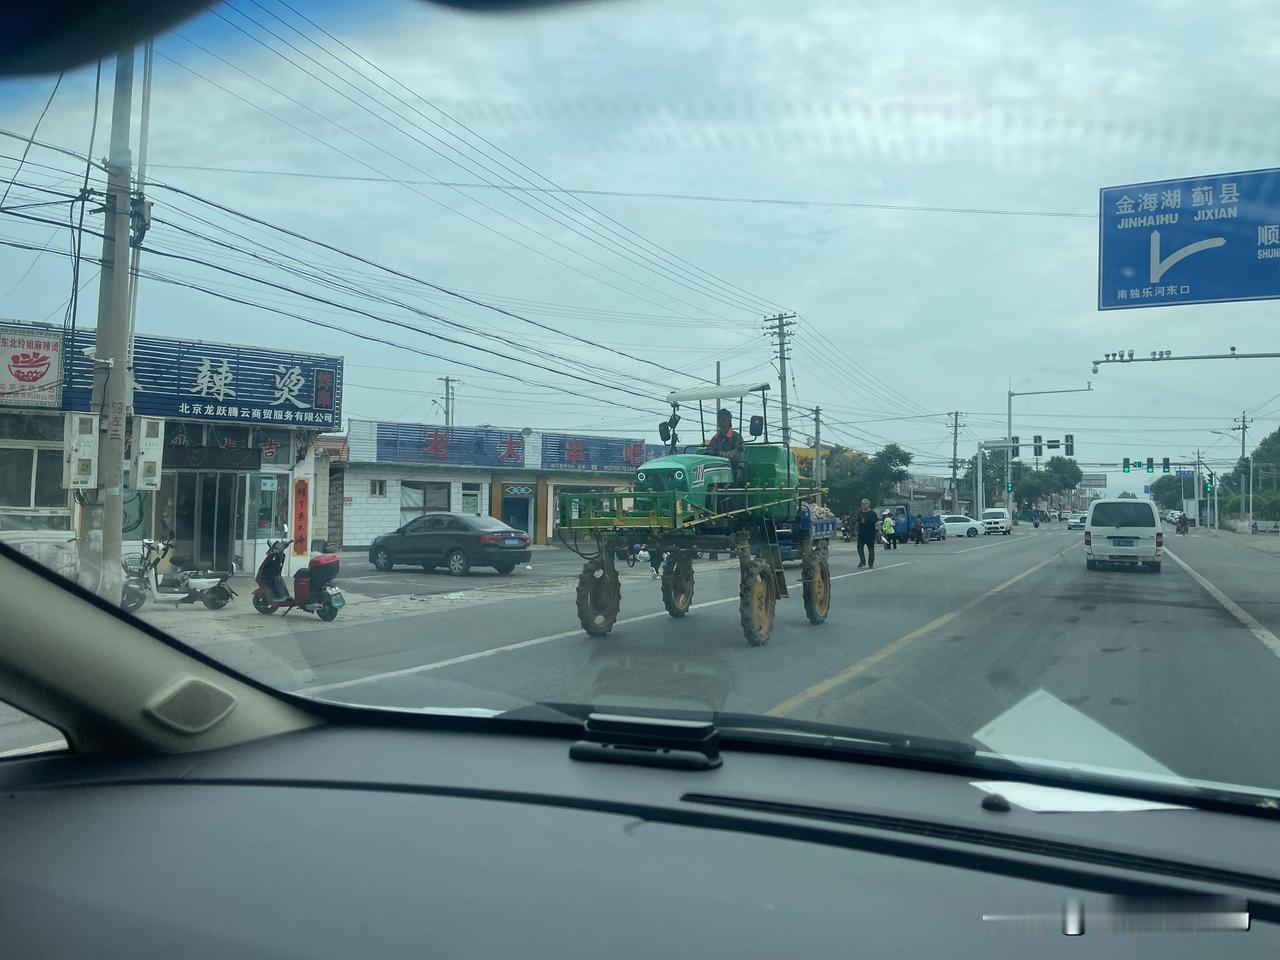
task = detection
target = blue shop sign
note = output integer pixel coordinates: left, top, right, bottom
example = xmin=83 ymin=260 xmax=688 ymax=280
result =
xmin=376 ymin=422 xmax=526 ymax=467
xmin=64 ymin=329 xmax=342 ymax=428
xmin=541 ymin=433 xmax=646 ymax=472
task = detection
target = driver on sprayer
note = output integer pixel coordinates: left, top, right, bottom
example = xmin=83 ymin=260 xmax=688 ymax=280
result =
xmin=706 ymin=407 xmax=746 ymax=483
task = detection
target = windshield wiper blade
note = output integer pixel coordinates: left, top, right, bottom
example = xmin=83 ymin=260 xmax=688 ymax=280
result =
xmin=519 ymin=703 xmax=976 ymax=758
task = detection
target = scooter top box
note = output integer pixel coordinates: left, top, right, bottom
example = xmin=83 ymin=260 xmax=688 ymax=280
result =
xmin=309 ymin=553 xmax=340 ymax=572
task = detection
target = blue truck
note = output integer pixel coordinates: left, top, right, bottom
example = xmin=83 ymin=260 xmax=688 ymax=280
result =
xmin=884 ymin=503 xmax=945 ymax=542
xmin=756 ymin=502 xmax=838 ymax=562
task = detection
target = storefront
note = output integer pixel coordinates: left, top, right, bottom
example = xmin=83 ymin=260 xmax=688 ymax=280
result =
xmin=0 ymin=321 xmax=342 ymax=576
xmin=341 ymin=419 xmax=643 ymax=546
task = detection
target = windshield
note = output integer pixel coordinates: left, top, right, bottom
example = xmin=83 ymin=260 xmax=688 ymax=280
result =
xmin=1090 ymin=503 xmax=1157 ymax=528
xmin=4 ymin=0 xmax=1280 ymax=805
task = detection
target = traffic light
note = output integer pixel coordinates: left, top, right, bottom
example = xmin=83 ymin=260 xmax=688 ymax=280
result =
xmin=1146 ymin=457 xmax=1154 ymax=474
xmin=1123 ymin=457 xmax=1130 ymax=473
xmin=1033 ymin=434 xmax=1043 ymax=457
xmin=1064 ymin=434 xmax=1074 ymax=457
xmin=1205 ymin=473 xmax=1214 ymax=494
xmin=1162 ymin=457 xmax=1170 ymax=474
xmin=1011 ymin=435 xmax=1020 ymax=459
xmin=1006 ymin=481 xmax=1014 ymax=492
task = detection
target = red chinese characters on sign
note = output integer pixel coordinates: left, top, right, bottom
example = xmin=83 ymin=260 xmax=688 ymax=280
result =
xmin=425 ymin=430 xmax=449 ymax=458
xmin=500 ymin=434 xmax=522 ymax=462
xmin=259 ymin=437 xmax=278 ymax=461
xmin=293 ymin=479 xmax=309 ymax=556
xmin=314 ymin=368 xmax=335 ymax=410
xmin=565 ymin=438 xmax=585 ymax=464
xmin=623 ymin=442 xmax=644 ymax=466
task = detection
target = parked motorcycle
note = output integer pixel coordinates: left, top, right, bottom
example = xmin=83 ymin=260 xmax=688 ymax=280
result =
xmin=120 ymin=538 xmax=236 ymax=613
xmin=252 ymin=535 xmax=344 ymax=621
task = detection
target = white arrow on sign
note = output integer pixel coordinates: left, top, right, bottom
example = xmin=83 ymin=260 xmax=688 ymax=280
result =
xmin=1149 ymin=229 xmax=1225 ymax=283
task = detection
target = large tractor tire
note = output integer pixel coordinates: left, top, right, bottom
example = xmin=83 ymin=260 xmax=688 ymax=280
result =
xmin=661 ymin=553 xmax=695 ymax=618
xmin=739 ymin=556 xmax=777 ymax=647
xmin=577 ymin=557 xmax=621 ymax=637
xmin=803 ymin=554 xmax=831 ymax=625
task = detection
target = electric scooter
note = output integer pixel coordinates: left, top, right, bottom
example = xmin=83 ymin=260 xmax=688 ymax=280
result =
xmin=120 ymin=538 xmax=236 ymax=612
xmin=252 ymin=531 xmax=344 ymax=621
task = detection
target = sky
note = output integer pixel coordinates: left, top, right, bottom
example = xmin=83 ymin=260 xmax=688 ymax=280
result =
xmin=3 ymin=0 xmax=1280 ymax=497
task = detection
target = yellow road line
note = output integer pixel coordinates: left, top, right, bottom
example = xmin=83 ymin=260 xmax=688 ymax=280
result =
xmin=766 ymin=543 xmax=1075 ymax=717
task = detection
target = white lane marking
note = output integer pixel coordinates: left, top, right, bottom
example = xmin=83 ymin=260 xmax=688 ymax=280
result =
xmin=955 ymin=535 xmax=1050 ymax=554
xmin=300 ymin=561 xmax=913 ymax=696
xmin=1164 ymin=548 xmax=1280 ymax=660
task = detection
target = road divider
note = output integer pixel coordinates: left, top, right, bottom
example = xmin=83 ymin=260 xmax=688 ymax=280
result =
xmin=766 ymin=543 xmax=1076 ymax=717
xmin=1164 ymin=548 xmax=1280 ymax=660
xmin=300 ymin=561 xmax=914 ymax=697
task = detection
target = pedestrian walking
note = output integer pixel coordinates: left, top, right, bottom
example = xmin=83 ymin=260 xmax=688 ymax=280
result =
xmin=855 ymin=498 xmax=879 ymax=568
xmin=881 ymin=511 xmax=896 ymax=550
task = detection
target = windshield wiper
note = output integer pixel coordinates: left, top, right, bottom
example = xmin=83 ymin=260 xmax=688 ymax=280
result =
xmin=518 ymin=702 xmax=976 ymax=759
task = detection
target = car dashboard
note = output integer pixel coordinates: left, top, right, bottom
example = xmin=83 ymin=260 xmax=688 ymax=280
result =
xmin=0 ymin=721 xmax=1276 ymax=958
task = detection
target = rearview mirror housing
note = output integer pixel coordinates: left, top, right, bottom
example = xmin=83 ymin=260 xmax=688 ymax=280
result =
xmin=658 ymin=422 xmax=671 ymax=442
xmin=749 ymin=415 xmax=764 ymax=437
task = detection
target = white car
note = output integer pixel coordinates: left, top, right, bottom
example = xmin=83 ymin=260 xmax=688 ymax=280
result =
xmin=1065 ymin=512 xmax=1086 ymax=530
xmin=981 ymin=508 xmax=1011 ymax=535
xmin=1085 ymin=498 xmax=1163 ymax=572
xmin=939 ymin=514 xmax=982 ymax=538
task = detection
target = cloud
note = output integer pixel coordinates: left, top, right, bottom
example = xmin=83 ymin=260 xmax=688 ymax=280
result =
xmin=2 ymin=0 xmax=1280 ymax=460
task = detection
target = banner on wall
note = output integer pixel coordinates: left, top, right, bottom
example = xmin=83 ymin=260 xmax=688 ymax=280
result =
xmin=0 ymin=324 xmax=63 ymax=407
xmin=293 ymin=478 xmax=309 ymax=556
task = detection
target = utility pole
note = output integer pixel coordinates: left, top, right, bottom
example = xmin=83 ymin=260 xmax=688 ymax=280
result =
xmin=91 ymin=49 xmax=136 ymax=603
xmin=764 ymin=313 xmax=797 ymax=447
xmin=438 ymin=376 xmax=459 ymax=427
xmin=948 ymin=411 xmax=963 ymax=514
xmin=1234 ymin=410 xmax=1252 ymax=533
xmin=812 ymin=406 xmax=822 ymax=505
xmin=715 ymin=360 xmax=721 ymax=414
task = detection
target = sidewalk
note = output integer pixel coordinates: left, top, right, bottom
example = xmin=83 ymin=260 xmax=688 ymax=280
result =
xmin=1218 ymin=528 xmax=1280 ymax=557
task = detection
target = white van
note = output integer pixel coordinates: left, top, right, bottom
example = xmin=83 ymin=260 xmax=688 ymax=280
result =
xmin=981 ymin=508 xmax=1011 ymax=535
xmin=1085 ymin=498 xmax=1163 ymax=572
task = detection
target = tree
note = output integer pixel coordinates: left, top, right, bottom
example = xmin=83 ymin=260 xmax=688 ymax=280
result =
xmin=1044 ymin=456 xmax=1082 ymax=491
xmin=1117 ymin=491 xmax=1137 ymax=498
xmin=824 ymin=443 xmax=911 ymax=514
xmin=1149 ymin=475 xmax=1183 ymax=510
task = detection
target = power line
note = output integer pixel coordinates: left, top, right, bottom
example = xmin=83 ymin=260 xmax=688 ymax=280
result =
xmin=143 ymin=179 xmax=720 ymax=384
xmin=139 ymin=162 xmax=1096 ymax=219
xmin=0 ymin=226 xmax=668 ymax=417
xmin=0 ymin=74 xmax=63 ymax=211
xmin=262 ymin=0 xmax=789 ymax=316
xmin=157 ymin=40 xmax=751 ymax=324
xmin=221 ymin=0 xmax=773 ymax=317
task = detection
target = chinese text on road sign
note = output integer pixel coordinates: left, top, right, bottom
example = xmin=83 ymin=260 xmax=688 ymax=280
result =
xmin=1099 ymin=168 xmax=1280 ymax=309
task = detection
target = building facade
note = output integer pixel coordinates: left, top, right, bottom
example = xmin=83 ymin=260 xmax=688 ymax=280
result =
xmin=0 ymin=321 xmax=342 ymax=578
xmin=338 ymin=419 xmax=660 ymax=547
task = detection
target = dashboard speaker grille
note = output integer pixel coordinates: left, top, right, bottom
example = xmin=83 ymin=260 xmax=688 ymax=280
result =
xmin=146 ymin=678 xmax=237 ymax=734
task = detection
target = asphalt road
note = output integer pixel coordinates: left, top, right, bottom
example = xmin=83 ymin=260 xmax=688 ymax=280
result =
xmin=219 ymin=524 xmax=1280 ymax=794
xmin=8 ymin=526 xmax=1280 ymax=797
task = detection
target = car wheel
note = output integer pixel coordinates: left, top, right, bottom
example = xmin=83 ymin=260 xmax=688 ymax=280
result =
xmin=372 ymin=547 xmax=393 ymax=571
xmin=966 ymin=527 xmax=978 ymax=538
xmin=446 ymin=548 xmax=470 ymax=576
xmin=1086 ymin=559 xmax=1097 ymax=570
xmin=495 ymin=562 xmax=516 ymax=575
xmin=1148 ymin=561 xmax=1162 ymax=573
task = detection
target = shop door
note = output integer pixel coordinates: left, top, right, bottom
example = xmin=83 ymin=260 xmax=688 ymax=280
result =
xmin=501 ymin=496 xmax=531 ymax=533
xmin=193 ymin=472 xmax=240 ymax=572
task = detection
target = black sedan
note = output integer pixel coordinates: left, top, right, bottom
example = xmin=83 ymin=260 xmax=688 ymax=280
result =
xmin=369 ymin=513 xmax=532 ymax=575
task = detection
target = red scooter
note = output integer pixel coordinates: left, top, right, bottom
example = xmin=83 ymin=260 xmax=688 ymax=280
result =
xmin=252 ymin=536 xmax=344 ymax=621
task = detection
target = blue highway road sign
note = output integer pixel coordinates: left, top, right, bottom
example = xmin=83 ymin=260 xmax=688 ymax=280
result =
xmin=1176 ymin=469 xmax=1195 ymax=478
xmin=1099 ymin=167 xmax=1280 ymax=309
